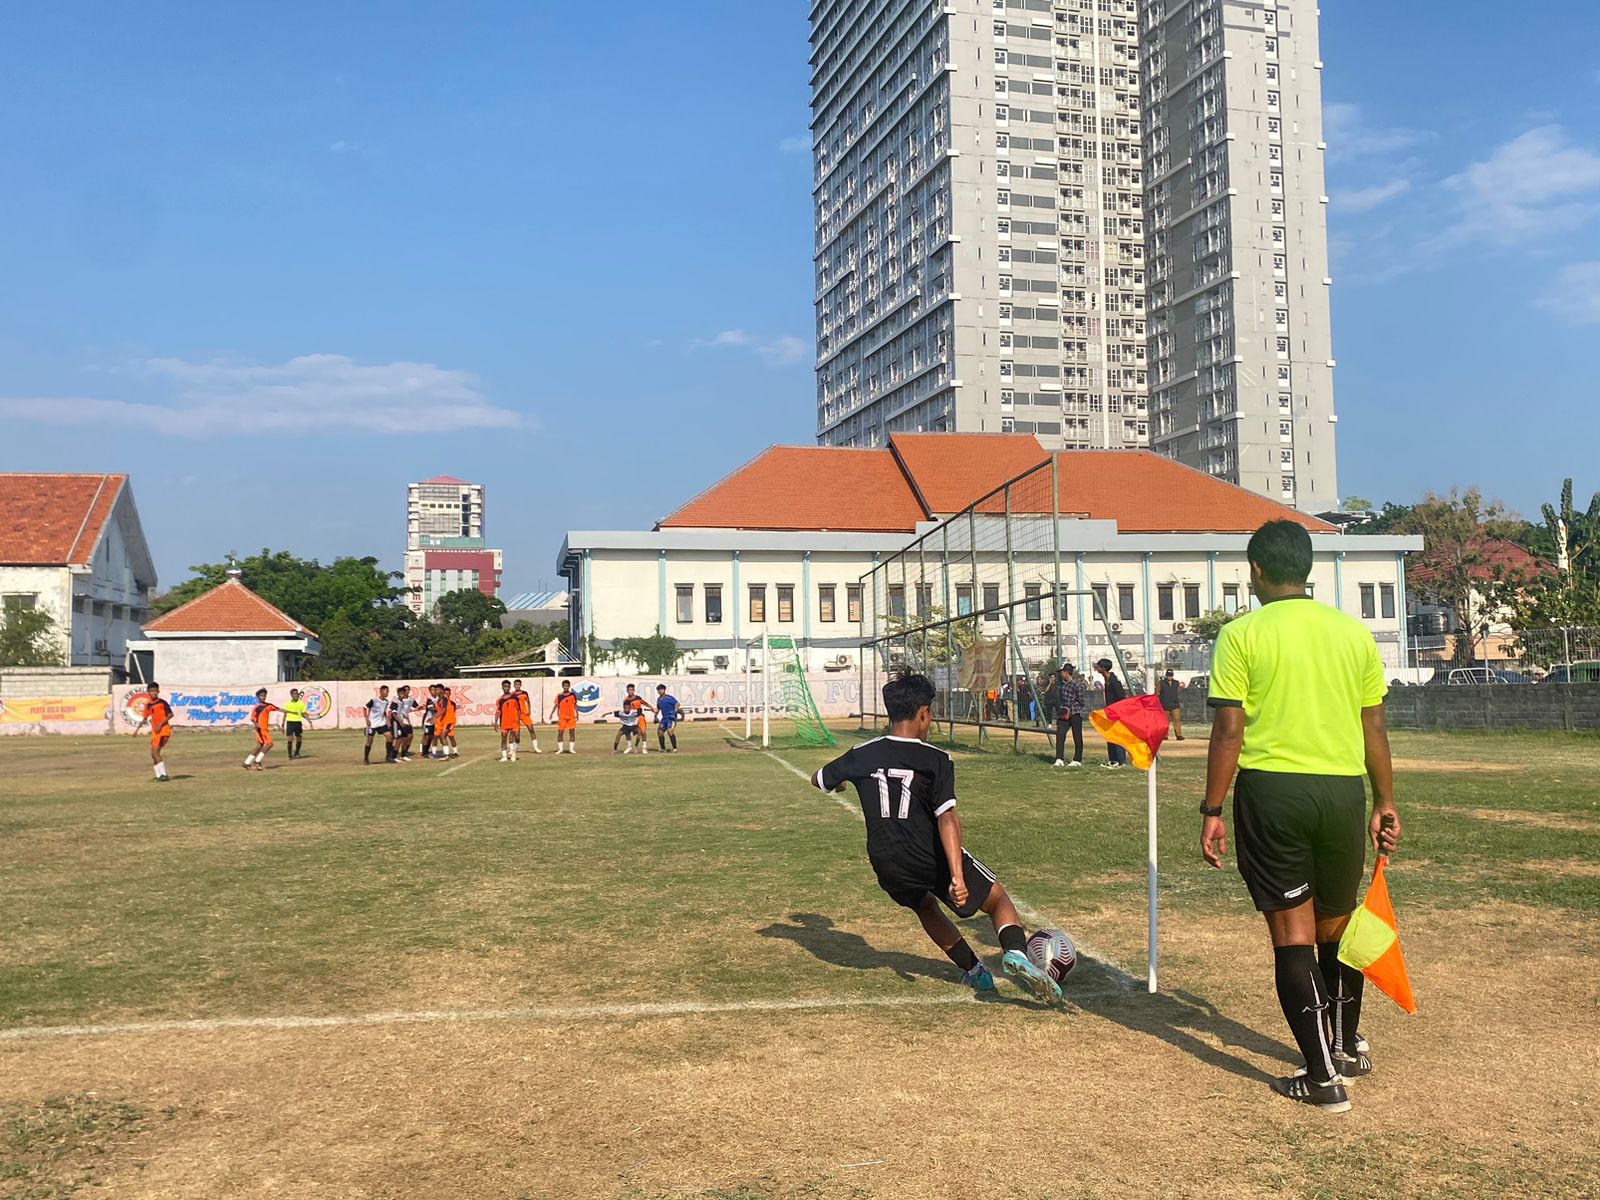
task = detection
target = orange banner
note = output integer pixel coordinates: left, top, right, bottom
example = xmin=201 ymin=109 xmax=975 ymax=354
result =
xmin=0 ymin=696 xmax=111 ymax=724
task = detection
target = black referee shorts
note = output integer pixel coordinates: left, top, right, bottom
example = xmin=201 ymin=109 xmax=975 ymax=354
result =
xmin=1233 ymin=769 xmax=1367 ymax=914
xmin=878 ymin=849 xmax=997 ymax=919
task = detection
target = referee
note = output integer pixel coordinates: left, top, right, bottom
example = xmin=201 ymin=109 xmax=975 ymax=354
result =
xmin=1201 ymin=520 xmax=1400 ymax=1113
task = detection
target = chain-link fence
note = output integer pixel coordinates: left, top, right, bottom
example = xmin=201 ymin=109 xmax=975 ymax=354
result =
xmin=858 ymin=457 xmax=1152 ymax=740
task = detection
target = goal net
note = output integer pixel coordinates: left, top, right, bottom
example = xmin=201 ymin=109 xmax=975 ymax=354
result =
xmin=768 ymin=635 xmax=836 ymax=748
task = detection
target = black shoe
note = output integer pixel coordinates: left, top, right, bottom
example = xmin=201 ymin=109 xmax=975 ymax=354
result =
xmin=1333 ymin=1049 xmax=1372 ymax=1080
xmin=1271 ymin=1073 xmax=1351 ymax=1113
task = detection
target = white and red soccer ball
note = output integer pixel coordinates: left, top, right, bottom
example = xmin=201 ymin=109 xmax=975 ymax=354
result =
xmin=1025 ymin=928 xmax=1077 ymax=983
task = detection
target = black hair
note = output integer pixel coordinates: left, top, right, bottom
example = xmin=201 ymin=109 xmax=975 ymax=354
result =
xmin=1095 ymin=658 xmax=1115 ymax=673
xmin=501 ymin=679 xmax=512 ymax=687
xmin=882 ymin=671 xmax=936 ymax=722
xmin=656 ymin=683 xmax=667 ymax=691
xmin=256 ymin=688 xmax=268 ymax=698
xmin=1059 ymin=663 xmax=1075 ymax=676
xmin=1247 ymin=519 xmax=1314 ymax=586
xmin=147 ymin=682 xmax=159 ymax=690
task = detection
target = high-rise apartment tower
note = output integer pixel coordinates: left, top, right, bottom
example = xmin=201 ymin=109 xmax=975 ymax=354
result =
xmin=1141 ymin=0 xmax=1338 ymax=511
xmin=810 ymin=0 xmax=1149 ymax=452
xmin=403 ymin=475 xmax=503 ymax=615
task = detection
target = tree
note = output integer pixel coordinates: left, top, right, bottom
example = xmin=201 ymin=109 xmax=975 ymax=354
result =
xmin=610 ymin=627 xmax=683 ymax=675
xmin=0 ymin=606 xmax=66 ymax=667
xmin=881 ymin=605 xmax=977 ymax=666
xmin=156 ymin=550 xmax=403 ymax=630
xmin=1342 ymin=496 xmax=1373 ymax=514
xmin=433 ymin=589 xmax=507 ymax=638
xmin=1509 ymin=478 xmax=1600 ymax=629
xmin=1188 ymin=607 xmax=1240 ymax=642
xmin=470 ymin=620 xmax=566 ymax=666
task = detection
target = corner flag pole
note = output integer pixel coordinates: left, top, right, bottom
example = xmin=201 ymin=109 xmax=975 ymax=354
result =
xmin=1147 ymin=757 xmax=1159 ymax=993
xmin=744 ymin=641 xmax=752 ymax=741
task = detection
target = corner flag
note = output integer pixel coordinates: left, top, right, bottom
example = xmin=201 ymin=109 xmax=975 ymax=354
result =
xmin=1337 ymin=857 xmax=1417 ymax=1014
xmin=1090 ymin=693 xmax=1170 ymax=770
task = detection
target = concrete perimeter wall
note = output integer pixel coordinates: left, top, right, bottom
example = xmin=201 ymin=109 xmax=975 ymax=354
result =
xmin=1172 ymin=684 xmax=1600 ymax=733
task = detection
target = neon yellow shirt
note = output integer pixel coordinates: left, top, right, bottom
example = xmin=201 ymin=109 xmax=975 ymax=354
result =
xmin=1208 ymin=595 xmax=1386 ymax=776
xmin=283 ymin=700 xmax=309 ymax=723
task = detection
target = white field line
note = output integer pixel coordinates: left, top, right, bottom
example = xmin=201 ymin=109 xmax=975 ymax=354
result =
xmin=754 ymin=738 xmax=1141 ymax=990
xmin=440 ymin=755 xmax=488 ymax=776
xmin=0 ymin=988 xmax=1118 ymax=1044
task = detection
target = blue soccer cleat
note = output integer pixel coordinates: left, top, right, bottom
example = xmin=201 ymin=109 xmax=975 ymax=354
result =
xmin=962 ymin=962 xmax=997 ymax=993
xmin=1002 ymin=949 xmax=1063 ymax=1005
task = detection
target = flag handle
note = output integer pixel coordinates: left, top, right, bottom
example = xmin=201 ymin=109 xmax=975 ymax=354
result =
xmin=1377 ymin=812 xmax=1396 ymax=865
xmin=1146 ymin=757 xmax=1158 ymax=994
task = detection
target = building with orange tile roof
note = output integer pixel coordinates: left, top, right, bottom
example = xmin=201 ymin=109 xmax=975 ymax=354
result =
xmin=0 ymin=473 xmax=157 ymax=673
xmin=126 ymin=572 xmax=320 ymax=685
xmin=558 ymin=434 xmax=1419 ymax=677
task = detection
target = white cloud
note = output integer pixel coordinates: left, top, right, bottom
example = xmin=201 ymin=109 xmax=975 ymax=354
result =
xmin=0 ymin=354 xmax=526 ymax=438
xmin=1323 ymin=102 xmax=1431 ymax=163
xmin=690 ymin=329 xmax=810 ymax=366
xmin=778 ymin=134 xmax=812 ymax=155
xmin=1533 ymin=261 xmax=1600 ymax=325
xmin=1332 ymin=178 xmax=1412 ymax=214
xmin=1438 ymin=125 xmax=1600 ymax=245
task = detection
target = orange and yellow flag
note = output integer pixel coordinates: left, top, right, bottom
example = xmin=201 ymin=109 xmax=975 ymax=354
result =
xmin=1337 ymin=857 xmax=1417 ymax=1014
xmin=1089 ymin=693 xmax=1170 ymax=771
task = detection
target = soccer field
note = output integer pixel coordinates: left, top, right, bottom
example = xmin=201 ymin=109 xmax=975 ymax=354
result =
xmin=2 ymin=723 xmax=1598 ymax=1199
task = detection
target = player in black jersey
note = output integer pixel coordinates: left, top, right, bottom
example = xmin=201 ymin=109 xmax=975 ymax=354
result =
xmin=812 ymin=671 xmax=1063 ymax=1003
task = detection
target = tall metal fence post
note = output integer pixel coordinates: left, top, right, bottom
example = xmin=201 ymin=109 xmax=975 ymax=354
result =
xmin=1052 ymin=454 xmax=1064 ymax=669
xmin=1004 ymin=480 xmax=1021 ymax=752
xmin=970 ymin=506 xmax=983 ymax=745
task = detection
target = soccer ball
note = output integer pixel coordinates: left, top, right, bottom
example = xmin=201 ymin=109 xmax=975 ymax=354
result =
xmin=1025 ymin=928 xmax=1077 ymax=983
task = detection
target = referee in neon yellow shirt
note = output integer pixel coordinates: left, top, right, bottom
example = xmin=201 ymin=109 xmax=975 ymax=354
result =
xmin=282 ymin=688 xmax=313 ymax=760
xmin=1201 ymin=520 xmax=1401 ymax=1114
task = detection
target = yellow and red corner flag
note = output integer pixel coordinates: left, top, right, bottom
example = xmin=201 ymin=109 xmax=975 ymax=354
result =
xmin=1338 ymin=857 xmax=1417 ymax=1014
xmin=1090 ymin=693 xmax=1170 ymax=771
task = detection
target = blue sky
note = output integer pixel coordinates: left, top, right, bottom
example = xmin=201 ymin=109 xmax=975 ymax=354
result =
xmin=1 ymin=3 xmax=1596 ymax=595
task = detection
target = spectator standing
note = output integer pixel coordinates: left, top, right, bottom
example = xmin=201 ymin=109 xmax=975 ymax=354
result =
xmin=1050 ymin=664 xmax=1088 ymax=769
xmin=1095 ymin=658 xmax=1128 ymax=768
xmin=1158 ymin=668 xmax=1186 ymax=741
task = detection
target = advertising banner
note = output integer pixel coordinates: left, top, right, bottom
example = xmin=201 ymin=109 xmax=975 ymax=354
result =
xmin=0 ymin=695 xmax=112 ymax=735
xmin=109 ymin=674 xmax=864 ymax=733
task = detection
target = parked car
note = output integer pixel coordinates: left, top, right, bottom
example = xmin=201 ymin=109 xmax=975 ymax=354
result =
xmin=1427 ymin=667 xmax=1497 ymax=685
xmin=1542 ymin=661 xmax=1600 ymax=684
xmin=1188 ymin=672 xmax=1209 ymax=694
xmin=1493 ymin=670 xmax=1531 ymax=685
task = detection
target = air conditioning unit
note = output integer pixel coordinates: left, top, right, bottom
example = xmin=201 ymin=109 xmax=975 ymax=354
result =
xmin=834 ymin=654 xmax=852 ymax=666
xmin=1040 ymin=623 xmax=1056 ymax=636
xmin=713 ymin=655 xmax=730 ymax=670
xmin=1173 ymin=622 xmax=1187 ymax=633
xmin=93 ymin=639 xmax=109 ymax=654
xmin=1111 ymin=623 xmax=1123 ymax=634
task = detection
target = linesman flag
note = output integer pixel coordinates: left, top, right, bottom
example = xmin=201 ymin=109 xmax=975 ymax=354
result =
xmin=1089 ymin=693 xmax=1170 ymax=770
xmin=1338 ymin=857 xmax=1417 ymax=1014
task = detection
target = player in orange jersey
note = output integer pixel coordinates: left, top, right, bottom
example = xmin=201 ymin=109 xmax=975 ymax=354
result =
xmin=548 ymin=679 xmax=580 ymax=753
xmin=513 ymin=678 xmax=542 ymax=754
xmin=133 ymin=682 xmax=175 ymax=782
xmin=433 ymin=684 xmax=459 ymax=758
xmin=496 ymin=679 xmax=523 ymax=762
xmin=245 ymin=688 xmax=281 ymax=770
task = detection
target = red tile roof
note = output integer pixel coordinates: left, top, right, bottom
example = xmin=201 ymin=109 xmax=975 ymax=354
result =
xmin=1053 ymin=451 xmax=1336 ymax=533
xmin=1410 ymin=538 xmax=1550 ymax=587
xmin=658 ymin=446 xmax=928 ymax=532
xmin=421 ymin=475 xmax=470 ymax=485
xmin=0 ymin=473 xmax=127 ymax=566
xmin=142 ymin=579 xmax=315 ymax=637
xmin=889 ymin=434 xmax=1051 ymax=514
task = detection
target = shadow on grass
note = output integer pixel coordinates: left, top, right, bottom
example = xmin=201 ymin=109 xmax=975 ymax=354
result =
xmin=1065 ymin=978 xmax=1298 ymax=1085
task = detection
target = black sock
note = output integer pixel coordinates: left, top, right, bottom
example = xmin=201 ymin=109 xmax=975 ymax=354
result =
xmin=1317 ymin=940 xmax=1365 ymax=1056
xmin=670 ymin=733 xmax=678 ymax=749
xmin=943 ymin=940 xmax=980 ymax=972
xmin=997 ymin=924 xmax=1027 ymax=955
xmin=363 ymin=744 xmax=370 ymax=763
xmin=1275 ymin=945 xmax=1337 ymax=1083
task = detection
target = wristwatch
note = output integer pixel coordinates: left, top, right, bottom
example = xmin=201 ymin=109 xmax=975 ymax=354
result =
xmin=1198 ymin=802 xmax=1224 ymax=818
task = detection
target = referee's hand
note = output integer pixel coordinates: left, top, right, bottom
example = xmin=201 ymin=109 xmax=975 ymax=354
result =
xmin=1370 ymin=807 xmax=1401 ymax=856
xmin=1200 ymin=816 xmax=1227 ymax=869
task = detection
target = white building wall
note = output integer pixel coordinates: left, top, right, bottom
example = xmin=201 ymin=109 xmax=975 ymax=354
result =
xmin=143 ymin=637 xmax=312 ymax=686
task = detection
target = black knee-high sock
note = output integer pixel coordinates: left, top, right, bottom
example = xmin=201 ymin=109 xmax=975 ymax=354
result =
xmin=997 ymin=924 xmax=1027 ymax=955
xmin=363 ymin=742 xmax=371 ymax=764
xmin=942 ymin=939 xmax=979 ymax=972
xmin=1275 ymin=945 xmax=1336 ymax=1083
xmin=1317 ymin=940 xmax=1365 ymax=1056
xmin=669 ymin=732 xmax=677 ymax=749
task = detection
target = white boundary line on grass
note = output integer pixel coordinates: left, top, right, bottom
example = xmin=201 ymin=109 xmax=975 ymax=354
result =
xmin=440 ymin=755 xmax=488 ymax=776
xmin=727 ymin=724 xmax=1140 ymax=990
xmin=0 ymin=988 xmax=1117 ymax=1044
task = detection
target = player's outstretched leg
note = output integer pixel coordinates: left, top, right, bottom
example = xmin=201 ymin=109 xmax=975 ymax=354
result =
xmin=984 ymin=883 xmax=1062 ymax=1004
xmin=912 ymin=895 xmax=995 ymax=993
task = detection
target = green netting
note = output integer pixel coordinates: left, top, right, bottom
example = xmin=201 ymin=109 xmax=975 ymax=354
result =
xmin=767 ymin=636 xmax=836 ymax=748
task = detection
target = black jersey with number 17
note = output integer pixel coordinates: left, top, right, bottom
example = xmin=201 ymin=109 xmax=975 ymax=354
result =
xmin=817 ymin=735 xmax=957 ymax=885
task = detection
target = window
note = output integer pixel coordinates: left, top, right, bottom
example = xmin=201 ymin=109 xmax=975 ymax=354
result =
xmin=2 ymin=593 xmax=38 ymax=613
xmin=1157 ymin=584 xmax=1174 ymax=621
xmin=675 ymin=585 xmax=693 ymax=624
xmin=1360 ymin=583 xmax=1376 ymax=620
xmin=777 ymin=585 xmax=795 ymax=623
xmin=956 ymin=584 xmax=974 ymax=616
xmin=818 ymin=584 xmax=836 ymax=624
xmin=705 ymin=585 xmax=723 ymax=625
xmin=1184 ymin=584 xmax=1201 ymax=619
xmin=915 ymin=583 xmax=933 ymax=616
xmin=1025 ymin=583 xmax=1042 ymax=621
xmin=1381 ymin=583 xmax=1396 ymax=620
xmin=749 ymin=584 xmax=767 ymax=623
xmin=1118 ymin=584 xmax=1135 ymax=622
xmin=887 ymin=585 xmax=906 ymax=619
xmin=983 ymin=583 xmax=1001 ymax=622
xmin=1092 ymin=583 xmax=1109 ymax=619
xmin=847 ymin=584 xmax=863 ymax=623
xmin=1223 ymin=583 xmax=1240 ymax=614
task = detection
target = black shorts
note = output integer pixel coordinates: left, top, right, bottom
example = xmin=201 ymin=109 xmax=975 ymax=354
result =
xmin=285 ymin=721 xmax=302 ymax=736
xmin=1233 ymin=769 xmax=1367 ymax=914
xmin=877 ymin=849 xmax=997 ymax=919
xmin=394 ymin=723 xmax=413 ymax=737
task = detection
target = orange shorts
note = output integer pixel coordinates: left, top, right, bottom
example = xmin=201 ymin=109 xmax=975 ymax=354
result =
xmin=557 ymin=716 xmax=577 ymax=732
xmin=436 ymin=719 xmax=456 ymax=737
xmin=256 ymin=734 xmax=273 ymax=750
xmin=499 ymin=717 xmax=520 ymax=733
xmin=151 ymin=730 xmax=171 ymax=750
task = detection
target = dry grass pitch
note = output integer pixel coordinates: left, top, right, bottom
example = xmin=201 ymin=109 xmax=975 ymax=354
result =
xmin=2 ymin=720 xmax=1598 ymax=1199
